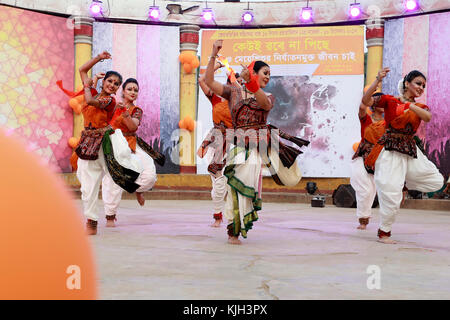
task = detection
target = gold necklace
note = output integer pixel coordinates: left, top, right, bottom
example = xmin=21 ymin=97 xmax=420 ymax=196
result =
xmin=401 ymin=95 xmax=414 ymax=103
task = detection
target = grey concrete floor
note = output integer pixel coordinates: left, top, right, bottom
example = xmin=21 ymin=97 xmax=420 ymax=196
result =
xmin=80 ymin=200 xmax=450 ymax=300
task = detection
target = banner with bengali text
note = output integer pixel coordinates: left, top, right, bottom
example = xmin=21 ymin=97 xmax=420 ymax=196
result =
xmin=197 ymin=26 xmax=365 ymax=178
xmin=200 ymin=26 xmax=364 ymax=75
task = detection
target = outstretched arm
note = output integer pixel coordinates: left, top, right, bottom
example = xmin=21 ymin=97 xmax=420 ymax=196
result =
xmin=205 ymin=40 xmax=227 ymax=97
xmin=79 ymin=51 xmax=111 ymax=107
xmin=362 ymin=67 xmax=389 ymax=107
xmin=199 ymin=62 xmax=223 ymax=97
xmin=409 ymin=103 xmax=432 ymax=122
xmin=358 ymin=102 xmax=367 ymax=119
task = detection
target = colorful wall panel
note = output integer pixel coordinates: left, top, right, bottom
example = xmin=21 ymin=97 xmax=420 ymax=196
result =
xmin=383 ymin=11 xmax=450 ymax=178
xmin=0 ymin=6 xmax=74 ymax=172
xmin=92 ymin=22 xmax=180 ymax=173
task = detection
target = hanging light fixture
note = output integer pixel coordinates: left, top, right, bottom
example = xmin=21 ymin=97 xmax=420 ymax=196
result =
xmin=404 ymin=0 xmax=420 ymax=12
xmin=242 ymin=2 xmax=254 ymax=24
xmin=348 ymin=1 xmax=362 ymax=19
xmin=149 ymin=0 xmax=160 ymax=21
xmin=89 ymin=0 xmax=103 ymax=17
xmin=300 ymin=0 xmax=313 ymax=23
xmin=202 ymin=1 xmax=214 ymax=23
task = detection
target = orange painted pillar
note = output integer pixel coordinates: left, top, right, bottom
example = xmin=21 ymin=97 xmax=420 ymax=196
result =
xmin=365 ymin=18 xmax=385 ymax=87
xmin=178 ymin=25 xmax=200 ymax=174
xmin=73 ymin=17 xmax=94 ymax=139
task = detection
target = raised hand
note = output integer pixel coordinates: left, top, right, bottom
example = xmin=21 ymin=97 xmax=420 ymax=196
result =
xmin=240 ymin=64 xmax=251 ymax=83
xmin=97 ymin=51 xmax=111 ymax=61
xmin=95 ymin=72 xmax=106 ymax=79
xmin=212 ymin=40 xmax=223 ymax=57
xmin=377 ymin=67 xmax=390 ymax=81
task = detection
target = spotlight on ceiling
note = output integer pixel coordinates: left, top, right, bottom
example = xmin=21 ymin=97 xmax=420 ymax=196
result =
xmin=242 ymin=2 xmax=254 ymax=24
xmin=202 ymin=8 xmax=214 ymax=22
xmin=404 ymin=0 xmax=419 ymax=12
xmin=89 ymin=0 xmax=103 ymax=17
xmin=149 ymin=6 xmax=160 ymax=21
xmin=300 ymin=7 xmax=313 ymax=23
xmin=349 ymin=2 xmax=362 ymax=19
xmin=242 ymin=11 xmax=254 ymax=23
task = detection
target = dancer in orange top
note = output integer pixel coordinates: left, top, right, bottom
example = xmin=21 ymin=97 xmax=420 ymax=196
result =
xmin=77 ymin=51 xmax=123 ymax=235
xmin=101 ymin=78 xmax=163 ymax=227
xmin=350 ymin=87 xmax=385 ymax=230
xmin=205 ymin=40 xmax=308 ymax=244
xmin=363 ymin=69 xmax=444 ymax=243
xmin=198 ymin=61 xmax=242 ymax=227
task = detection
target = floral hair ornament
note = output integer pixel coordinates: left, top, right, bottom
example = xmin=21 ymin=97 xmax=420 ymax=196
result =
xmin=397 ymin=78 xmax=405 ymax=96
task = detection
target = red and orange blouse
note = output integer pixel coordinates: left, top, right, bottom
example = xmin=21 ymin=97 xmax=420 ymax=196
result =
xmin=109 ymin=105 xmax=143 ymax=153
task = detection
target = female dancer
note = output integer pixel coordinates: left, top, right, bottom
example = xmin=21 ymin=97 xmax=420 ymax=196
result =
xmin=363 ymin=68 xmax=444 ymax=243
xmin=77 ymin=51 xmax=123 ymax=235
xmin=205 ymin=40 xmax=308 ymax=244
xmin=350 ymin=88 xmax=385 ymax=230
xmin=101 ymin=78 xmax=162 ymax=227
xmin=198 ymin=62 xmax=238 ymax=227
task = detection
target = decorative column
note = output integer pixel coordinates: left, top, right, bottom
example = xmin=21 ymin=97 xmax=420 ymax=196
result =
xmin=179 ymin=25 xmax=200 ymax=174
xmin=73 ymin=16 xmax=94 ymax=139
xmin=365 ymin=18 xmax=385 ymax=86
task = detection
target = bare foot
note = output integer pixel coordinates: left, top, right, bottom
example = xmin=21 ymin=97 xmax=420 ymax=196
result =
xmin=357 ymin=224 xmax=367 ymax=230
xmin=86 ymin=220 xmax=97 ymax=235
xmin=228 ymin=236 xmax=242 ymax=245
xmin=211 ymin=219 xmax=222 ymax=228
xmin=86 ymin=227 xmax=97 ymax=235
xmin=377 ymin=236 xmax=397 ymax=244
xmin=106 ymin=220 xmax=116 ymax=228
xmin=136 ymin=192 xmax=145 ymax=206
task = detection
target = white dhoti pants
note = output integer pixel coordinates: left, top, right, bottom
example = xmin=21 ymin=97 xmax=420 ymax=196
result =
xmin=224 ymin=149 xmax=262 ymax=230
xmin=374 ymin=148 xmax=444 ymax=233
xmin=350 ymin=157 xmax=376 ymax=220
xmin=77 ymin=148 xmax=111 ymax=221
xmin=102 ymin=145 xmax=157 ymax=216
xmin=211 ymin=174 xmax=227 ymax=214
xmin=204 ymin=146 xmax=228 ymax=215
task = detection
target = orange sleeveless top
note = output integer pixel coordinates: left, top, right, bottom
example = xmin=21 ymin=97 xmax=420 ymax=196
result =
xmin=110 ymin=105 xmax=143 ymax=152
xmin=82 ymin=89 xmax=115 ymax=129
xmin=209 ymin=94 xmax=232 ymax=128
xmin=365 ymin=97 xmax=429 ymax=168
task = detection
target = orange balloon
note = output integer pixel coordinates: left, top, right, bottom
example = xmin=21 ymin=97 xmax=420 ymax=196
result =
xmin=178 ymin=119 xmax=186 ymax=129
xmin=0 ymin=130 xmax=97 ymax=299
xmin=353 ymin=142 xmax=360 ymax=152
xmin=192 ymin=56 xmax=200 ymax=69
xmin=183 ymin=63 xmax=193 ymax=74
xmin=69 ymin=98 xmax=79 ymax=110
xmin=179 ymin=51 xmax=189 ymax=64
xmin=68 ymin=137 xmax=80 ymax=148
xmin=187 ymin=119 xmax=196 ymax=132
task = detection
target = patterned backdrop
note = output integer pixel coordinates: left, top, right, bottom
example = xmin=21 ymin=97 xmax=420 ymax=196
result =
xmin=383 ymin=11 xmax=450 ymax=178
xmin=92 ymin=22 xmax=180 ymax=173
xmin=0 ymin=6 xmax=74 ymax=172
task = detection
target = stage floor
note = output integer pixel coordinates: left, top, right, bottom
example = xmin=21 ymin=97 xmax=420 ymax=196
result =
xmin=80 ymin=200 xmax=450 ymax=300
